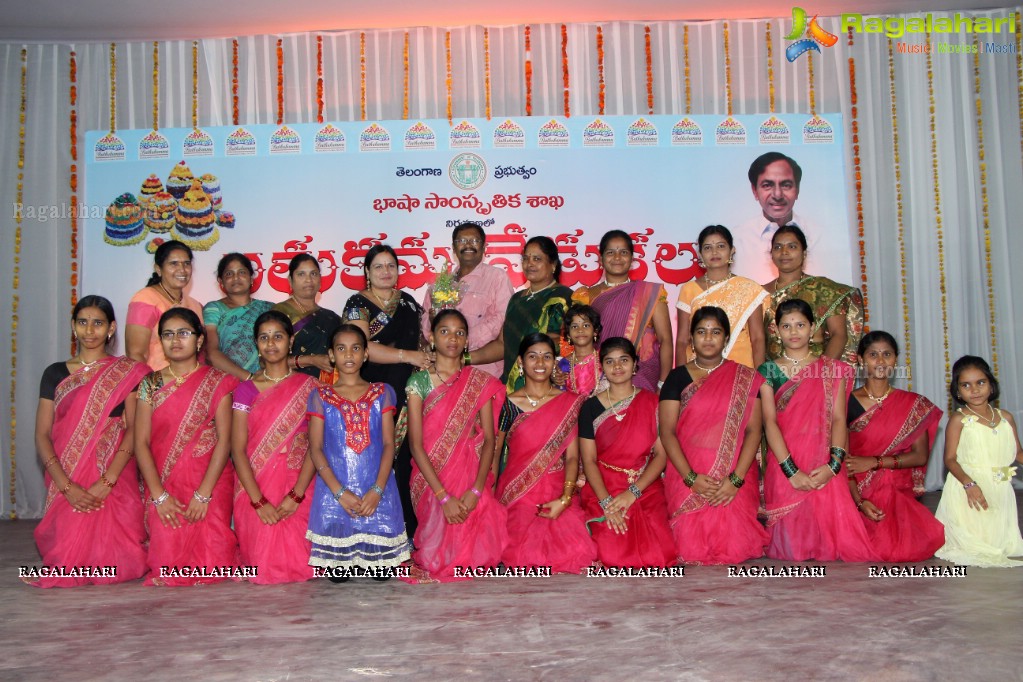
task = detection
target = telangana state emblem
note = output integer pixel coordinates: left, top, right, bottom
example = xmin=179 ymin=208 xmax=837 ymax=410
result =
xmin=449 ymin=152 xmax=487 ymax=190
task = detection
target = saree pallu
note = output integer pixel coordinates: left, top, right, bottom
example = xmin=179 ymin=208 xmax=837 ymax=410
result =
xmin=563 ymin=353 xmax=602 ymax=396
xmin=664 ymin=362 xmax=768 ymax=565
xmin=765 ymin=276 xmax=864 ymax=364
xmin=762 ymin=357 xmax=876 ymax=562
xmin=143 ymin=366 xmax=240 ymax=586
xmin=502 ymin=285 xmax=572 ymax=392
xmin=579 ymin=390 xmax=676 ymax=568
xmin=849 ymin=390 xmax=944 ymax=562
xmin=574 ymin=281 xmax=665 ymax=393
xmin=31 ymin=357 xmax=150 ymax=587
xmin=273 ymin=301 xmax=342 ymax=383
xmin=408 ymin=368 xmax=508 ymax=582
xmin=677 ymin=277 xmax=767 ymax=368
xmin=204 ymin=299 xmax=273 ymax=374
xmin=496 ymin=392 xmax=596 ymax=573
xmin=233 ymin=374 xmax=318 ymax=584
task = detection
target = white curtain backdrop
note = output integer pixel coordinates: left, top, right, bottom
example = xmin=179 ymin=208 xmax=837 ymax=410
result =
xmin=1 ymin=9 xmax=1021 ymax=517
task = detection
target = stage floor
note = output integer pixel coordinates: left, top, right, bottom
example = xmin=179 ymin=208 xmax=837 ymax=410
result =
xmin=2 ymin=491 xmax=1021 ymax=681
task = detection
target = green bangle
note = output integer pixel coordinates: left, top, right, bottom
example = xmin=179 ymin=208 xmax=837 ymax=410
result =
xmin=779 ymin=456 xmax=799 ymax=479
xmin=463 ymin=350 xmax=472 ymax=366
xmin=683 ymin=471 xmax=698 ymax=488
xmin=728 ymin=472 xmax=745 ymax=488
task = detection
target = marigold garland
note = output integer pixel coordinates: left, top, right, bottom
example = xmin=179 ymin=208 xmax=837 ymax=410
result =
xmin=231 ymin=39 xmax=239 ymax=126
xmin=360 ymin=32 xmax=367 ymax=121
xmin=766 ymin=23 xmax=776 ymax=113
xmin=108 ymin=43 xmax=116 ymax=133
xmin=807 ymin=50 xmax=816 ymax=116
xmin=445 ymin=30 xmax=453 ymax=126
xmin=847 ymin=29 xmax=868 ymax=327
xmin=484 ymin=28 xmax=492 ymax=120
xmin=524 ymin=26 xmax=532 ymax=116
xmin=972 ymin=35 xmax=998 ymax=375
xmin=723 ymin=22 xmax=733 ymax=116
xmin=316 ymin=35 xmax=324 ymax=124
xmin=11 ymin=47 xmax=27 ymax=518
xmin=276 ymin=38 xmax=284 ymax=125
xmin=645 ymin=26 xmax=653 ymax=115
xmin=151 ymin=42 xmax=159 ymax=131
xmin=402 ymin=32 xmax=410 ymax=121
xmin=925 ymin=33 xmax=952 ymax=410
xmin=596 ymin=26 xmax=605 ymax=115
xmin=1017 ymin=12 xmax=1022 ymax=187
xmin=70 ymin=50 xmax=79 ymax=356
xmin=683 ymin=25 xmax=691 ymax=115
xmin=561 ymin=24 xmax=570 ymax=117
xmin=191 ymin=40 xmax=199 ymax=129
xmin=887 ymin=39 xmax=910 ymax=385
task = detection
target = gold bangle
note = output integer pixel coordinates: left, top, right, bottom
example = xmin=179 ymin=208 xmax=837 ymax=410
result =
xmin=100 ymin=474 xmax=116 ymax=489
xmin=43 ymin=455 xmax=59 ymax=469
xmin=60 ymin=480 xmax=73 ymax=495
xmin=559 ymin=496 xmax=572 ymax=507
xmin=433 ymin=488 xmax=447 ymax=500
xmin=398 ymin=349 xmax=405 ymax=363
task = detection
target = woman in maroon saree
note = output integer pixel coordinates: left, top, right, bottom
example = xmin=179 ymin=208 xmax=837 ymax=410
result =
xmin=760 ymin=299 xmax=875 ymax=562
xmin=135 ymin=309 xmax=240 ymax=586
xmin=405 ymin=310 xmax=508 ymax=582
xmin=495 ymin=333 xmax=596 ymax=573
xmin=29 ymin=296 xmax=150 ymax=587
xmin=571 ymin=230 xmax=672 ymax=393
xmin=844 ymin=331 xmax=944 ymax=562
xmin=660 ymin=307 xmax=768 ymax=564
xmin=579 ymin=337 xmax=675 ymax=568
xmin=231 ymin=310 xmax=319 ymax=584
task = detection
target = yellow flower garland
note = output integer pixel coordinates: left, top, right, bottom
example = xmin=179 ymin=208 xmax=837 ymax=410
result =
xmin=597 ymin=26 xmax=606 ymax=115
xmin=484 ymin=28 xmax=492 ymax=120
xmin=152 ymin=42 xmax=159 ymax=131
xmin=11 ymin=47 xmax=27 ymax=518
xmin=807 ymin=49 xmax=815 ymax=116
xmin=972 ymin=35 xmax=998 ymax=375
xmin=109 ymin=43 xmax=116 ymax=133
xmin=683 ymin=25 xmax=691 ymax=115
xmin=360 ymin=32 xmax=366 ymax=121
xmin=887 ymin=39 xmax=910 ymax=387
xmin=402 ymin=32 xmax=410 ymax=121
xmin=723 ymin=22 xmax=732 ymax=117
xmin=766 ymin=23 xmax=775 ymax=113
xmin=191 ymin=41 xmax=199 ymax=130
xmin=445 ymin=30 xmax=453 ymax=126
xmin=847 ymin=29 xmax=868 ymax=327
xmin=926 ymin=33 xmax=952 ymax=412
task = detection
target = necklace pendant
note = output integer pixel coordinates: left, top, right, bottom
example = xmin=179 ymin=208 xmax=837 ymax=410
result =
xmin=615 ymin=414 xmax=625 ymax=422
xmin=527 ymin=398 xmax=538 ymax=407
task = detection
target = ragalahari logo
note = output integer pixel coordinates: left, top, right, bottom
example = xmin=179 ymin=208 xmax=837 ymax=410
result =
xmin=785 ymin=7 xmax=839 ymax=61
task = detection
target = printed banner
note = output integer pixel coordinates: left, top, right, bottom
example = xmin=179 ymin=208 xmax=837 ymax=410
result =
xmin=83 ymin=114 xmax=851 ymax=341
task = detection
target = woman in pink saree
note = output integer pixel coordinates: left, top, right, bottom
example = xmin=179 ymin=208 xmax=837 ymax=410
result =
xmin=660 ymin=307 xmax=768 ymax=565
xmin=29 ymin=296 xmax=151 ymax=587
xmin=844 ymin=331 xmax=944 ymax=562
xmin=495 ymin=333 xmax=596 ymax=573
xmin=231 ymin=310 xmax=319 ymax=584
xmin=405 ymin=310 xmax=508 ymax=582
xmin=571 ymin=230 xmax=672 ymax=393
xmin=135 ymin=308 xmax=240 ymax=586
xmin=579 ymin=337 xmax=676 ymax=568
xmin=760 ymin=299 xmax=875 ymax=561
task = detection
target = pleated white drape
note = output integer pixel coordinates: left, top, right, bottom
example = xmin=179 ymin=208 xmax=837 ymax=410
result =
xmin=1 ymin=9 xmax=1021 ymax=517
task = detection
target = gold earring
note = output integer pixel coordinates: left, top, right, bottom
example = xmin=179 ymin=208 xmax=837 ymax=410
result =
xmin=728 ymin=257 xmax=734 ymax=264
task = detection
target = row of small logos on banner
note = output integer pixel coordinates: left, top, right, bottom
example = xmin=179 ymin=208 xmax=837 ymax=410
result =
xmin=94 ymin=114 xmax=837 ymax=161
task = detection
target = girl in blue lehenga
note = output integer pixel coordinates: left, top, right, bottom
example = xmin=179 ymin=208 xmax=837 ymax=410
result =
xmin=306 ymin=323 xmax=410 ymax=582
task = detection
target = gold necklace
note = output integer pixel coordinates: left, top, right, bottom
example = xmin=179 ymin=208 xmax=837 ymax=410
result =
xmin=865 ymin=385 xmax=893 ymax=405
xmin=606 ymin=386 xmax=637 ymax=422
xmin=432 ymin=367 xmax=460 ymax=388
xmin=964 ymin=403 xmax=999 ymax=429
xmin=781 ymin=349 xmax=812 ymax=367
xmin=524 ymin=384 xmax=553 ymax=408
xmin=369 ymin=287 xmax=397 ymax=309
xmin=158 ymin=281 xmax=183 ymax=305
xmin=693 ymin=356 xmax=724 ymax=373
xmin=167 ymin=362 xmax=200 ymax=386
xmin=75 ymin=355 xmax=104 ymax=372
xmin=263 ymin=369 xmax=292 ymax=384
xmin=290 ymin=296 xmax=309 ymax=314
xmin=525 ymin=281 xmax=555 ymax=300
xmin=704 ymin=272 xmax=732 ymax=287
xmin=602 ymin=278 xmax=627 ymax=289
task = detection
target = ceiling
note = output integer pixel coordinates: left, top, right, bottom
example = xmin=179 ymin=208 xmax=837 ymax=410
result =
xmin=0 ymin=0 xmax=1011 ymax=42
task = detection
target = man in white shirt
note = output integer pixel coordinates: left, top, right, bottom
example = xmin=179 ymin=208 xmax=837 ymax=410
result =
xmin=733 ymin=152 xmax=820 ymax=284
xmin=421 ymin=222 xmax=513 ymax=378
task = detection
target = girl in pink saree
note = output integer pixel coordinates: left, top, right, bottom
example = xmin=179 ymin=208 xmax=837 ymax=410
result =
xmin=29 ymin=296 xmax=151 ymax=587
xmin=496 ymin=333 xmax=596 ymax=573
xmin=760 ymin=299 xmax=875 ymax=562
xmin=579 ymin=337 xmax=676 ymax=568
xmin=660 ymin=307 xmax=768 ymax=564
xmin=135 ymin=309 xmax=240 ymax=586
xmin=231 ymin=310 xmax=319 ymax=584
xmin=405 ymin=310 xmax=508 ymax=582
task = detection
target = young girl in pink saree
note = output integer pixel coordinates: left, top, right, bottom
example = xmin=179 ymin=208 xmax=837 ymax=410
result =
xmin=496 ymin=333 xmax=596 ymax=573
xmin=135 ymin=308 xmax=240 ymax=586
xmin=405 ymin=310 xmax=508 ymax=582
xmin=579 ymin=337 xmax=676 ymax=568
xmin=660 ymin=307 xmax=768 ymax=564
xmin=231 ymin=310 xmax=319 ymax=584
xmin=29 ymin=296 xmax=151 ymax=587
xmin=760 ymin=299 xmax=875 ymax=562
